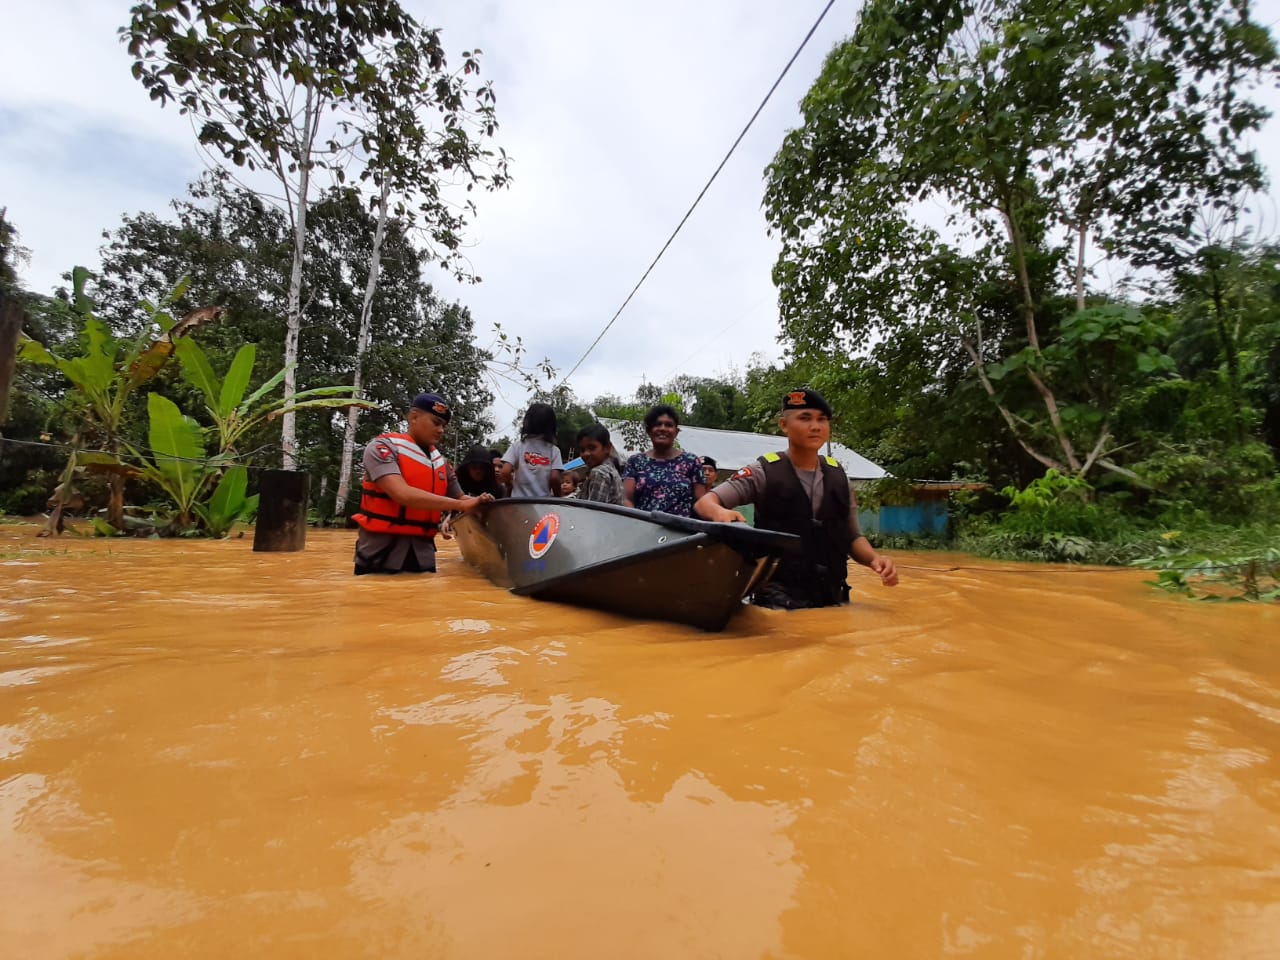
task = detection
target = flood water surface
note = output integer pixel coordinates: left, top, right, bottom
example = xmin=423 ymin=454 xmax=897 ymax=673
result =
xmin=1 ymin=526 xmax=1278 ymax=958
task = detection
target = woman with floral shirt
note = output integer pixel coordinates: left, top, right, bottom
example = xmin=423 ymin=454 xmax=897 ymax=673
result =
xmin=622 ymin=404 xmax=707 ymax=517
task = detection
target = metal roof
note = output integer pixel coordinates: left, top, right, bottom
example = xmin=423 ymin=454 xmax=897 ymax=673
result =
xmin=599 ymin=420 xmax=887 ymax=480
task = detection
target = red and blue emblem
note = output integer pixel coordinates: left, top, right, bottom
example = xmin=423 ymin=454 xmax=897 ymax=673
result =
xmin=528 ymin=513 xmax=560 ymax=559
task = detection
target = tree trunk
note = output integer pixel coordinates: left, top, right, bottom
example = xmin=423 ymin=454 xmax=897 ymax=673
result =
xmin=334 ymin=180 xmax=391 ymax=516
xmin=107 ymin=471 xmax=125 ymax=530
xmin=1209 ymin=265 xmax=1246 ymax=444
xmin=1074 ymin=221 xmax=1087 ymax=312
xmin=0 ymin=294 xmax=24 ymax=425
xmin=39 ymin=430 xmax=82 ymax=538
xmin=280 ymin=87 xmax=320 ymax=471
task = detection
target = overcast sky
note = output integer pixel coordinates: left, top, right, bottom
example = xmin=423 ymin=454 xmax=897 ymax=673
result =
xmin=4 ymin=0 xmax=1280 ymax=434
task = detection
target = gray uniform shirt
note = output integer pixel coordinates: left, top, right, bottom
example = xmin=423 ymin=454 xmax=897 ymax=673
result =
xmin=711 ymin=457 xmax=863 ymax=538
xmin=355 ymin=437 xmax=462 ymax=572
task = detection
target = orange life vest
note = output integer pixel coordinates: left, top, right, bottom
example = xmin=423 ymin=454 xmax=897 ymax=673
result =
xmin=353 ymin=433 xmax=449 ymax=537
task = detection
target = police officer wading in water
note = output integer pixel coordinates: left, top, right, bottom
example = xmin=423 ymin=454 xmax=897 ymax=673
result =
xmin=695 ymin=388 xmax=898 ymax=609
xmin=352 ymin=393 xmax=493 ymax=576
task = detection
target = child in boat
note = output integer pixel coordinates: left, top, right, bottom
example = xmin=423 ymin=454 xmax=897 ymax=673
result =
xmin=500 ymin=402 xmax=563 ymax=498
xmin=694 ymin=388 xmax=898 ymax=608
xmin=576 ymin=423 xmax=625 ymax=505
xmin=559 ymin=471 xmax=581 ymax=498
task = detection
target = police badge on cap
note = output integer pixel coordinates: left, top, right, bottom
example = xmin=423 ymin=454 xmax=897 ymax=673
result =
xmin=412 ymin=392 xmax=452 ymax=423
xmin=782 ymin=388 xmax=832 ymax=417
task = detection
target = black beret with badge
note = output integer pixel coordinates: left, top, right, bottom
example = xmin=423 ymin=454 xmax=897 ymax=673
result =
xmin=782 ymin=388 xmax=832 ymax=417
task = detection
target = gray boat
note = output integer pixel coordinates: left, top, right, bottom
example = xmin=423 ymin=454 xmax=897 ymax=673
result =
xmin=451 ymin=498 xmax=799 ymax=631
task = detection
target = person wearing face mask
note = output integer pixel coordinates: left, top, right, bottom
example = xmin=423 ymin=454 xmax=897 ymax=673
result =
xmin=622 ymin=404 xmax=706 ymax=517
xmin=351 ymin=392 xmax=492 ymax=576
xmin=694 ymin=388 xmax=898 ymax=609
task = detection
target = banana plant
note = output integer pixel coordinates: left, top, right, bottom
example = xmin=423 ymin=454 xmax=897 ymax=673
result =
xmin=129 ymin=393 xmax=217 ymax=533
xmin=17 ymin=271 xmax=219 ymax=534
xmin=173 ymin=339 xmax=375 ymax=458
xmin=193 ymin=465 xmax=258 ymax=538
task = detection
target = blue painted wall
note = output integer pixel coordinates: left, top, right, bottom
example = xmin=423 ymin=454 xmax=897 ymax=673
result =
xmin=858 ymin=500 xmax=949 ymax=538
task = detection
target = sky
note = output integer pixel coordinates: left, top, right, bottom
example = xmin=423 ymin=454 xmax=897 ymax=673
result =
xmin=4 ymin=0 xmax=1280 ymax=435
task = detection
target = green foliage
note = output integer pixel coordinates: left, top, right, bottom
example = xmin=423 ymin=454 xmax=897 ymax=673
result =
xmin=174 ymin=338 xmax=372 ymax=456
xmin=1135 ymin=547 xmax=1280 ymax=602
xmin=130 ymin=393 xmax=214 ymax=532
xmin=192 ymin=466 xmax=258 ymax=538
xmin=764 ymin=0 xmax=1277 ymax=480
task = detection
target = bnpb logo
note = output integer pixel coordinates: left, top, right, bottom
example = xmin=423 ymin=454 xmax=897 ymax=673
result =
xmin=528 ymin=513 xmax=560 ymax=559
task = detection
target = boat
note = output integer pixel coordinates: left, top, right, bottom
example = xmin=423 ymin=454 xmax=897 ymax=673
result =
xmin=451 ymin=498 xmax=800 ymax=631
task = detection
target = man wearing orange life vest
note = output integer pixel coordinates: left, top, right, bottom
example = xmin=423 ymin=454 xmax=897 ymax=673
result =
xmin=352 ymin=392 xmax=492 ymax=576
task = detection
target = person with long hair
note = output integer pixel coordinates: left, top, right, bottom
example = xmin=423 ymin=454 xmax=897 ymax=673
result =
xmin=622 ymin=404 xmax=706 ymax=516
xmin=499 ymin=402 xmax=563 ymax=498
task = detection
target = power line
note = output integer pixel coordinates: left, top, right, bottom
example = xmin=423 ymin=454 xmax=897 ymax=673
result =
xmin=557 ymin=0 xmax=839 ymax=387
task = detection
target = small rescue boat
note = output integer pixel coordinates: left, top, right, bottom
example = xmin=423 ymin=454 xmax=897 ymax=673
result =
xmin=452 ymin=498 xmax=799 ymax=631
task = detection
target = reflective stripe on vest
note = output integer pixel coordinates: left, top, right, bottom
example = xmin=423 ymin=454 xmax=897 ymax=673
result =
xmin=353 ymin=433 xmax=449 ymax=537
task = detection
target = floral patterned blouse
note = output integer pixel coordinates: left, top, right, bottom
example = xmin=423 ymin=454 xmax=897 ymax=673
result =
xmin=623 ymin=451 xmax=704 ymax=517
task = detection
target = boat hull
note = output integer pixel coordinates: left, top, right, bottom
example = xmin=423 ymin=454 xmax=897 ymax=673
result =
xmin=452 ymin=498 xmax=797 ymax=631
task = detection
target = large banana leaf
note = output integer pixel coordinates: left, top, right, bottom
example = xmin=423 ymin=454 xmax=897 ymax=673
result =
xmin=264 ymin=396 xmax=377 ymax=421
xmin=175 ymin=338 xmax=221 ymax=410
xmin=255 ymin=384 xmax=372 ymax=415
xmin=218 ymin=344 xmax=256 ymax=416
xmin=63 ymin=318 xmax=117 ymax=396
xmin=147 ymin=393 xmax=207 ymax=508
xmin=238 ymin=365 xmax=292 ymax=413
xmin=194 ymin=464 xmax=250 ymax=537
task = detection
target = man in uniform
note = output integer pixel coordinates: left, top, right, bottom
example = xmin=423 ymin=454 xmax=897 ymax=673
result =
xmin=694 ymin=388 xmax=898 ymax=608
xmin=352 ymin=392 xmax=492 ymax=575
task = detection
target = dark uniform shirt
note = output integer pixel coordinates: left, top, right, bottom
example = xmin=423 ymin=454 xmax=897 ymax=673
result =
xmin=711 ymin=462 xmax=862 ymax=537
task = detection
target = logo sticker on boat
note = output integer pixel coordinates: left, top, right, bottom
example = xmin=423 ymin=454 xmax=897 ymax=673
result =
xmin=529 ymin=513 xmax=560 ymax=559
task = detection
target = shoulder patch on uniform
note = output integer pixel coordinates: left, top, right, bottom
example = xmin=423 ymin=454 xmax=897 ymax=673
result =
xmin=733 ymin=466 xmax=753 ymax=479
xmin=824 ymin=455 xmax=839 ymax=467
xmin=763 ymin=452 xmax=782 ymax=463
xmin=372 ymin=440 xmax=395 ymax=463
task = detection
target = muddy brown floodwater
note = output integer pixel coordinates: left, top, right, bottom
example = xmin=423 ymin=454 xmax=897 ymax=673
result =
xmin=1 ymin=525 xmax=1278 ymax=959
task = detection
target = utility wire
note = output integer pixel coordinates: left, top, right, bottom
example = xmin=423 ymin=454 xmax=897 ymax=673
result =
xmin=557 ymin=0 xmax=839 ymax=387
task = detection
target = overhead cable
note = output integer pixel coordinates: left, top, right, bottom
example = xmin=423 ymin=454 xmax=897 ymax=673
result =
xmin=557 ymin=0 xmax=839 ymax=386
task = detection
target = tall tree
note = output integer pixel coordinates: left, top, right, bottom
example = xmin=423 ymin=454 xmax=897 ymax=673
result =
xmin=333 ymin=32 xmax=509 ymax=515
xmin=765 ymin=0 xmax=1277 ymax=479
xmin=124 ymin=0 xmax=504 ymax=471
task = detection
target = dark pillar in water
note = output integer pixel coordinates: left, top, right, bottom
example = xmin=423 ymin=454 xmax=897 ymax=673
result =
xmin=0 ymin=294 xmax=26 ymax=425
xmin=253 ymin=470 xmax=310 ymax=552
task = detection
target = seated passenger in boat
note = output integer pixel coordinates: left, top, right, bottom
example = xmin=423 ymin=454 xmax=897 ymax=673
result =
xmin=622 ymin=404 xmax=706 ymax=516
xmin=694 ymin=388 xmax=898 ymax=609
xmin=352 ymin=393 xmax=493 ymax=576
xmin=699 ymin=456 xmax=718 ymax=488
xmin=458 ymin=445 xmax=507 ymax=499
xmin=500 ymin=402 xmax=563 ymax=498
xmin=558 ymin=471 xmax=581 ymax=498
xmin=576 ymin=423 xmax=625 ymax=505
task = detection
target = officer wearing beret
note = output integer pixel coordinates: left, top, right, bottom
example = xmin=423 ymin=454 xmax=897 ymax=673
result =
xmin=695 ymin=388 xmax=898 ymax=608
xmin=352 ymin=392 xmax=492 ymax=575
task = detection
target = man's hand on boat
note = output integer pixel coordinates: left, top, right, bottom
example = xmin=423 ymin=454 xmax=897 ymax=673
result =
xmin=694 ymin=496 xmax=748 ymax=524
xmin=375 ymin=475 xmax=494 ymax=516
